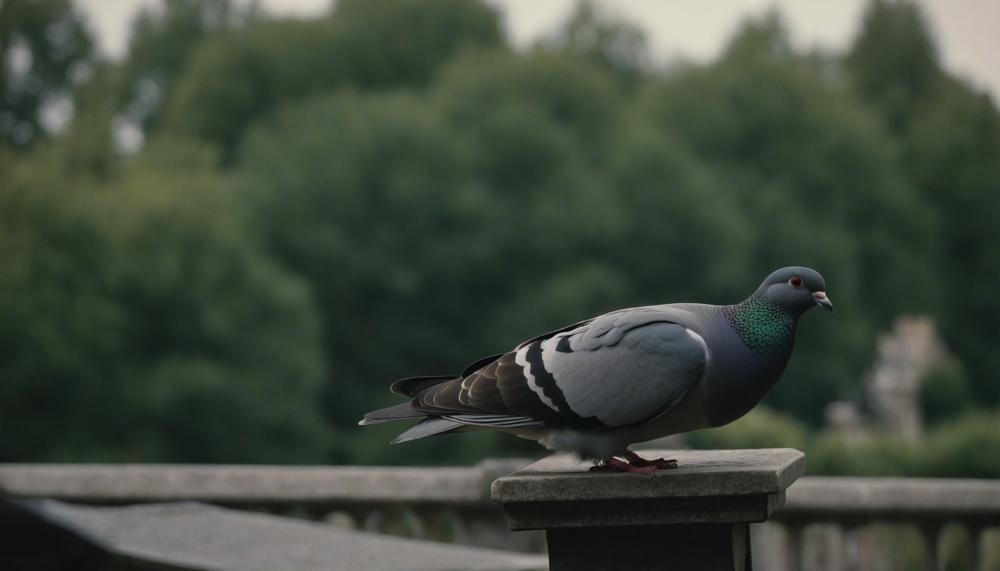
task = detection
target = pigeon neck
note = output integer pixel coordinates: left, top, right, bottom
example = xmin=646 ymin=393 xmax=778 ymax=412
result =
xmin=723 ymin=293 xmax=797 ymax=360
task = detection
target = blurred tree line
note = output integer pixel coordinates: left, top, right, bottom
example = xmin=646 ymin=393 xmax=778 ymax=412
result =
xmin=1 ymin=0 xmax=998 ymax=470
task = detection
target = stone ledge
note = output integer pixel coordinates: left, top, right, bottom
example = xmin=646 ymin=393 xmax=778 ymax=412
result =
xmin=491 ymin=449 xmax=804 ymax=530
xmin=0 ymin=461 xmax=529 ymax=505
xmin=491 ymin=449 xmax=804 ymax=502
xmin=778 ymin=476 xmax=1000 ymax=524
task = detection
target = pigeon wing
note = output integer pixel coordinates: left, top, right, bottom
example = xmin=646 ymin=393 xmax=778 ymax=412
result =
xmin=412 ymin=307 xmax=708 ymax=430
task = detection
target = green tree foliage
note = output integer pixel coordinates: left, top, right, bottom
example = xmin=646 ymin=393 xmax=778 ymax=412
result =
xmin=162 ymin=0 xmax=502 ymax=158
xmin=919 ymin=357 xmax=969 ymax=425
xmin=431 ymin=50 xmax=631 ymax=334
xmin=846 ymin=0 xmax=1000 ymax=404
xmin=539 ymin=0 xmax=649 ymax=84
xmin=0 ymin=0 xmax=93 ymax=149
xmin=906 ymin=85 xmax=1000 ymax=404
xmin=694 ymin=407 xmax=1000 ymax=478
xmin=0 ymin=147 xmax=328 ymax=462
xmin=116 ymin=0 xmax=257 ymax=136
xmin=236 ymin=92 xmax=481 ymax=458
xmin=688 ymin=407 xmax=808 ymax=451
xmin=846 ymin=0 xmax=942 ymax=136
xmin=2 ymin=0 xmax=999 ymax=468
xmin=637 ymin=16 xmax=940 ymax=421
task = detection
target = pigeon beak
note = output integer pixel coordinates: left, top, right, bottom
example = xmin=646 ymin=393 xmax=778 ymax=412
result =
xmin=813 ymin=291 xmax=834 ymax=312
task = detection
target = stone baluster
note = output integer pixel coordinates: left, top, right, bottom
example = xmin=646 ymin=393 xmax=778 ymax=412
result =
xmin=784 ymin=521 xmax=805 ymax=571
xmin=918 ymin=523 xmax=942 ymax=571
xmin=968 ymin=524 xmax=984 ymax=571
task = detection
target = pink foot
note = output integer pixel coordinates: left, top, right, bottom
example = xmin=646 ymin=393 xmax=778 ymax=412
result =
xmin=623 ymin=450 xmax=678 ymax=470
xmin=590 ymin=457 xmax=659 ymax=474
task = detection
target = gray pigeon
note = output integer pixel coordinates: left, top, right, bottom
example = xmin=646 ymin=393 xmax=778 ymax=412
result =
xmin=360 ymin=266 xmax=833 ymax=473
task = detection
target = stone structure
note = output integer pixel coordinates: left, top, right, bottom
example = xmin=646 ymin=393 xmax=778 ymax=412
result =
xmin=776 ymin=476 xmax=1000 ymax=571
xmin=0 ymin=458 xmax=542 ymax=552
xmin=824 ymin=400 xmax=869 ymax=442
xmin=3 ymin=461 xmax=999 ymax=569
xmin=491 ymin=449 xmax=804 ymax=570
xmin=866 ymin=315 xmax=946 ymax=441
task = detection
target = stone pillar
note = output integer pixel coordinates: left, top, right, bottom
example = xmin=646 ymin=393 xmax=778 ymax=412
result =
xmin=492 ymin=449 xmax=804 ymax=571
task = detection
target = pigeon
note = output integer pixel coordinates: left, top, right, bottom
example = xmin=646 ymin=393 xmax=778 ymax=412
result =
xmin=360 ymin=266 xmax=833 ymax=473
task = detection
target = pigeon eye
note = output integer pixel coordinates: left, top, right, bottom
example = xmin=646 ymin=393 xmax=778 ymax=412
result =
xmin=789 ymin=276 xmax=802 ymax=287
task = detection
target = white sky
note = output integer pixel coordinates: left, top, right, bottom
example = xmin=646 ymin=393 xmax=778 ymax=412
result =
xmin=78 ymin=0 xmax=1000 ymax=101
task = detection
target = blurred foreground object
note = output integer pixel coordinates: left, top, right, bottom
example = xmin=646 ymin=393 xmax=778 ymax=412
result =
xmin=0 ymin=499 xmax=109 ymax=571
xmin=25 ymin=501 xmax=545 ymax=571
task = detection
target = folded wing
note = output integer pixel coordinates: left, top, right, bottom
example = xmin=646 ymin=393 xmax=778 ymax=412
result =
xmin=411 ymin=307 xmax=709 ymax=431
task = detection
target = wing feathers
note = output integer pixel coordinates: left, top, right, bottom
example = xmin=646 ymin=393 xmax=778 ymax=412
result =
xmin=368 ymin=306 xmax=709 ymax=444
xmin=391 ymin=418 xmax=461 ymax=444
xmin=390 ymin=375 xmax=454 ymax=397
xmin=359 ymin=401 xmax=421 ymax=425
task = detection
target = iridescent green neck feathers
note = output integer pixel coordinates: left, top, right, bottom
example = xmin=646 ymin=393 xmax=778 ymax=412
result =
xmin=723 ymin=294 xmax=797 ymax=360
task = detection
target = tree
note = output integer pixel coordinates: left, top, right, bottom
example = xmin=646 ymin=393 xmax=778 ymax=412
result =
xmin=846 ymin=0 xmax=942 ymax=136
xmin=234 ymin=49 xmax=763 ymax=463
xmin=636 ymin=16 xmax=940 ymax=422
xmin=116 ymin=0 xmax=258 ymax=138
xmin=0 ymin=146 xmax=329 ymax=462
xmin=904 ymin=82 xmax=1000 ymax=403
xmin=847 ymin=0 xmax=1000 ymax=404
xmin=235 ymin=91 xmax=489 ymax=462
xmin=539 ymin=0 xmax=649 ymax=84
xmin=0 ymin=0 xmax=93 ymax=149
xmin=162 ymin=0 xmax=502 ymax=159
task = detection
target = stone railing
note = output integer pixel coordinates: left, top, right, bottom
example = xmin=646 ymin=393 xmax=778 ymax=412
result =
xmin=0 ymin=459 xmax=542 ymax=553
xmin=774 ymin=477 xmax=1000 ymax=571
xmin=2 ymin=460 xmax=999 ymax=570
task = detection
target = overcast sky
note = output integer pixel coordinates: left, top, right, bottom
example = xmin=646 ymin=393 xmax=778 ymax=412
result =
xmin=78 ymin=0 xmax=1000 ymax=101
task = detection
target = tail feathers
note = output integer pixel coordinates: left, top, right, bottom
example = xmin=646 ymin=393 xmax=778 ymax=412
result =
xmin=358 ymin=401 xmax=422 ymax=426
xmin=390 ymin=375 xmax=455 ymax=397
xmin=391 ymin=417 xmax=461 ymax=444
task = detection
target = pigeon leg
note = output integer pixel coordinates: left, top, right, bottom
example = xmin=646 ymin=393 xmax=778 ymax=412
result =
xmin=623 ymin=450 xmax=678 ymax=470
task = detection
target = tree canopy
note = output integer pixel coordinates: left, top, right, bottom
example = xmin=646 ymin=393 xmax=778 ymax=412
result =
xmin=2 ymin=0 xmax=998 ymax=467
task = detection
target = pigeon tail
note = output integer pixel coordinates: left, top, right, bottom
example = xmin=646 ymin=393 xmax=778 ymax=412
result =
xmin=358 ymin=401 xmax=422 ymax=426
xmin=390 ymin=375 xmax=456 ymax=397
xmin=391 ymin=417 xmax=461 ymax=444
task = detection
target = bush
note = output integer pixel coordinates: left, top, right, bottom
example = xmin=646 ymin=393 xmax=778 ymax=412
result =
xmin=690 ymin=405 xmax=1000 ymax=479
xmin=920 ymin=410 xmax=1000 ymax=478
xmin=0 ymin=148 xmax=330 ymax=462
xmin=688 ymin=407 xmax=808 ymax=451
xmin=804 ymin=409 xmax=1000 ymax=478
xmin=806 ymin=434 xmax=918 ymax=476
xmin=919 ymin=357 xmax=970 ymax=425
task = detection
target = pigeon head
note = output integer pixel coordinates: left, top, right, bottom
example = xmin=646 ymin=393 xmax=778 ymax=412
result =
xmin=755 ymin=266 xmax=833 ymax=315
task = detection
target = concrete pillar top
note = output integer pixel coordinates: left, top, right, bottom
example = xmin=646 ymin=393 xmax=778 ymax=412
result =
xmin=491 ymin=449 xmax=805 ymax=530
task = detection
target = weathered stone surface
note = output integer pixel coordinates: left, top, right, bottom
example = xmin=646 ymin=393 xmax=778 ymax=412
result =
xmin=491 ymin=449 xmax=804 ymax=530
xmin=779 ymin=476 xmax=1000 ymax=524
xmin=493 ymin=449 xmax=804 ymax=502
xmin=33 ymin=501 xmax=547 ymax=571
xmin=0 ymin=464 xmax=502 ymax=505
xmin=493 ymin=450 xmax=806 ymax=570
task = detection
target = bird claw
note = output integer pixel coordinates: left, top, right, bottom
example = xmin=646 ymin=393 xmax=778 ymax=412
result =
xmin=590 ymin=456 xmax=672 ymax=474
xmin=622 ymin=451 xmax=679 ymax=470
xmin=625 ymin=452 xmax=677 ymax=470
